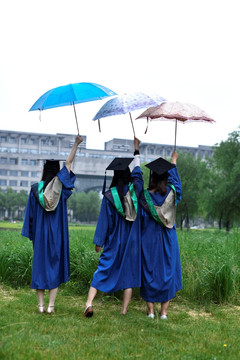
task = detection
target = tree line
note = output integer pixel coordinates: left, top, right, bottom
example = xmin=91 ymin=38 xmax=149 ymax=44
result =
xmin=0 ymin=130 xmax=239 ymax=230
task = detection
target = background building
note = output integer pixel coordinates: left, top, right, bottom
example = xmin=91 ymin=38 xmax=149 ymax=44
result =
xmin=0 ymin=130 xmax=214 ymax=193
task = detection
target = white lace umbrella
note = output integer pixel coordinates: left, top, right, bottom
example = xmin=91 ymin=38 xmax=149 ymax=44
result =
xmin=136 ymin=101 xmax=215 ymax=149
xmin=93 ymin=92 xmax=166 ymax=136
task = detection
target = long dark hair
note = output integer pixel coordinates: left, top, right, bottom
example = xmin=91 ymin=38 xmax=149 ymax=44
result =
xmin=41 ymin=161 xmax=60 ymax=190
xmin=148 ymin=171 xmax=169 ymax=195
xmin=110 ymin=168 xmax=131 ymax=211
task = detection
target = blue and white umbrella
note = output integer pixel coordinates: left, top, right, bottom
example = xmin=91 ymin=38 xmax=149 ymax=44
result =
xmin=92 ymin=92 xmax=166 ymax=136
xmin=29 ymin=82 xmax=117 ymax=134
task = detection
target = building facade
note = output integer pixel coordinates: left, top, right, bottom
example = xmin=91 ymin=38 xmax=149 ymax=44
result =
xmin=0 ymin=130 xmax=214 ymax=193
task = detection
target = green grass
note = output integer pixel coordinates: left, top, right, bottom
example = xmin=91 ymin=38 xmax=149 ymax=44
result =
xmin=1 ymin=226 xmax=240 ymax=358
xmin=178 ymin=229 xmax=240 ymax=304
xmin=1 ymin=285 xmax=240 ymax=360
xmin=1 ymin=226 xmax=240 ymax=304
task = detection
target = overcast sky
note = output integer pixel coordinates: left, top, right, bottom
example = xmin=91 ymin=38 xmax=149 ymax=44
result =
xmin=0 ymin=0 xmax=239 ymax=150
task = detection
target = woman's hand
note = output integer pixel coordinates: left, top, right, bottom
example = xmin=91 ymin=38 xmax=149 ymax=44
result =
xmin=95 ymin=245 xmax=102 ymax=253
xmin=75 ymin=135 xmax=83 ymax=145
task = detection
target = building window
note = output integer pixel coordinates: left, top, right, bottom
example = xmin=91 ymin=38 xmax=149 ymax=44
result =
xmin=21 ymin=138 xmax=27 ymax=144
xmin=0 ymin=157 xmax=7 ymax=164
xmin=21 ymin=171 xmax=29 ymax=177
xmin=30 ymin=149 xmax=38 ymax=154
xmin=10 ymin=137 xmax=16 ymax=143
xmin=9 ymin=180 xmax=17 ymax=186
xmin=9 ymin=148 xmax=18 ymax=153
xmin=10 ymin=158 xmax=18 ymax=165
xmin=0 ymin=169 xmax=8 ymax=175
xmin=41 ymin=139 xmax=47 ymax=145
xmin=0 ymin=136 xmax=7 ymax=142
xmin=20 ymin=181 xmax=28 ymax=187
xmin=10 ymin=170 xmax=18 ymax=176
xmin=0 ymin=179 xmax=7 ymax=186
xmin=21 ymin=159 xmax=28 ymax=165
xmin=50 ymin=140 xmax=55 ymax=146
xmin=0 ymin=147 xmax=8 ymax=153
xmin=20 ymin=148 xmax=29 ymax=154
xmin=29 ymin=138 xmax=36 ymax=145
xmin=31 ymin=171 xmax=40 ymax=178
xmin=30 ymin=160 xmax=38 ymax=166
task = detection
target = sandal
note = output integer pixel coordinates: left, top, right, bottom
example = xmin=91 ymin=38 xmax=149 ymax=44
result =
xmin=84 ymin=305 xmax=93 ymax=318
xmin=38 ymin=304 xmax=46 ymax=313
xmin=46 ymin=305 xmax=55 ymax=314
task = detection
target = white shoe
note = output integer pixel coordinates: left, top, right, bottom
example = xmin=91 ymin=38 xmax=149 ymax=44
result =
xmin=38 ymin=304 xmax=46 ymax=313
xmin=46 ymin=305 xmax=55 ymax=314
xmin=147 ymin=313 xmax=155 ymax=319
xmin=160 ymin=315 xmax=167 ymax=320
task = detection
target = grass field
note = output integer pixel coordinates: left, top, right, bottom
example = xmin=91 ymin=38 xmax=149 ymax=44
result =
xmin=1 ymin=285 xmax=240 ymax=360
xmin=0 ymin=226 xmax=240 ymax=359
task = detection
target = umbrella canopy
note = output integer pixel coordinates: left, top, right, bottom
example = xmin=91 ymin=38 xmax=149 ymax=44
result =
xmin=137 ymin=101 xmax=215 ymax=123
xmin=29 ymin=82 xmax=117 ymax=134
xmin=136 ymin=101 xmax=215 ymax=149
xmin=92 ymin=92 xmax=166 ymax=136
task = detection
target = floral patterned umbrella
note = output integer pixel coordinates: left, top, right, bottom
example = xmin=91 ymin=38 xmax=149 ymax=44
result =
xmin=136 ymin=101 xmax=215 ymax=148
xmin=92 ymin=92 xmax=166 ymax=136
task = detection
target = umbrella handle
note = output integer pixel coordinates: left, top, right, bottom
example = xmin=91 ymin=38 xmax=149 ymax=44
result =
xmin=129 ymin=112 xmax=136 ymax=137
xmin=174 ymin=119 xmax=177 ymax=151
xmin=73 ymin=102 xmax=80 ymax=135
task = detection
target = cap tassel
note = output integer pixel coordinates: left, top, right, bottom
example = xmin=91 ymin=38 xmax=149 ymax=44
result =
xmin=102 ymin=171 xmax=107 ymax=194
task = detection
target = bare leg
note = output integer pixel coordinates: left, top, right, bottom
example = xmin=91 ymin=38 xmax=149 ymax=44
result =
xmin=37 ymin=289 xmax=45 ymax=313
xmin=121 ymin=288 xmax=132 ymax=315
xmin=84 ymin=286 xmax=97 ymax=317
xmin=147 ymin=302 xmax=154 ymax=315
xmin=161 ymin=301 xmax=170 ymax=316
xmin=86 ymin=286 xmax=98 ymax=307
xmin=47 ymin=287 xmax=58 ymax=313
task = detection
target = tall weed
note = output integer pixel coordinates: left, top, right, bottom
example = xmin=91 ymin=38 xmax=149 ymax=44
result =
xmin=179 ymin=229 xmax=240 ymax=304
xmin=1 ymin=227 xmax=240 ymax=304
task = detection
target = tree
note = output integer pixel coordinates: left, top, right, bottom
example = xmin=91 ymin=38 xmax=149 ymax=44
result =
xmin=208 ymin=130 xmax=240 ymax=231
xmin=68 ymin=190 xmax=101 ymax=223
xmin=176 ymin=152 xmax=204 ymax=230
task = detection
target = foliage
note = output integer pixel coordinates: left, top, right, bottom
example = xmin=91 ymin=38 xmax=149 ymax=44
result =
xmin=1 ymin=227 xmax=240 ymax=305
xmin=0 ymin=188 xmax=28 ymax=220
xmin=208 ymin=130 xmax=240 ymax=231
xmin=68 ymin=190 xmax=101 ymax=222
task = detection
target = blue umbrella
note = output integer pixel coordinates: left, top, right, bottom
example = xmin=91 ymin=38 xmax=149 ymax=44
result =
xmin=29 ymin=82 xmax=117 ymax=134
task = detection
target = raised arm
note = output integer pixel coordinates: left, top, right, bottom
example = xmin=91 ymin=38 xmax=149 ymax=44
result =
xmin=65 ymin=135 xmax=83 ymax=173
xmin=168 ymin=150 xmax=182 ymax=203
xmin=171 ymin=150 xmax=178 ymax=165
xmin=131 ymin=137 xmax=143 ymax=193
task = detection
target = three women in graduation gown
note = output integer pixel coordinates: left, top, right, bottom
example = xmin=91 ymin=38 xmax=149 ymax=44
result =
xmin=84 ymin=137 xmax=143 ymax=317
xmin=22 ymin=135 xmax=83 ymax=314
xmin=139 ymin=151 xmax=182 ymax=319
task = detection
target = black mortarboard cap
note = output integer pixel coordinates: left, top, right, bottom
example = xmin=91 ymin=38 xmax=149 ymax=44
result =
xmin=43 ymin=159 xmax=60 ymax=172
xmin=145 ymin=157 xmax=175 ymax=176
xmin=106 ymin=157 xmax=134 ymax=171
xmin=102 ymin=157 xmax=134 ymax=194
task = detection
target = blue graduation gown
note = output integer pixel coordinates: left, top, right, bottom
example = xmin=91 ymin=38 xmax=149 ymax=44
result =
xmin=21 ymin=166 xmax=75 ymax=290
xmin=140 ymin=166 xmax=182 ymax=302
xmin=91 ymin=166 xmax=143 ymax=293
